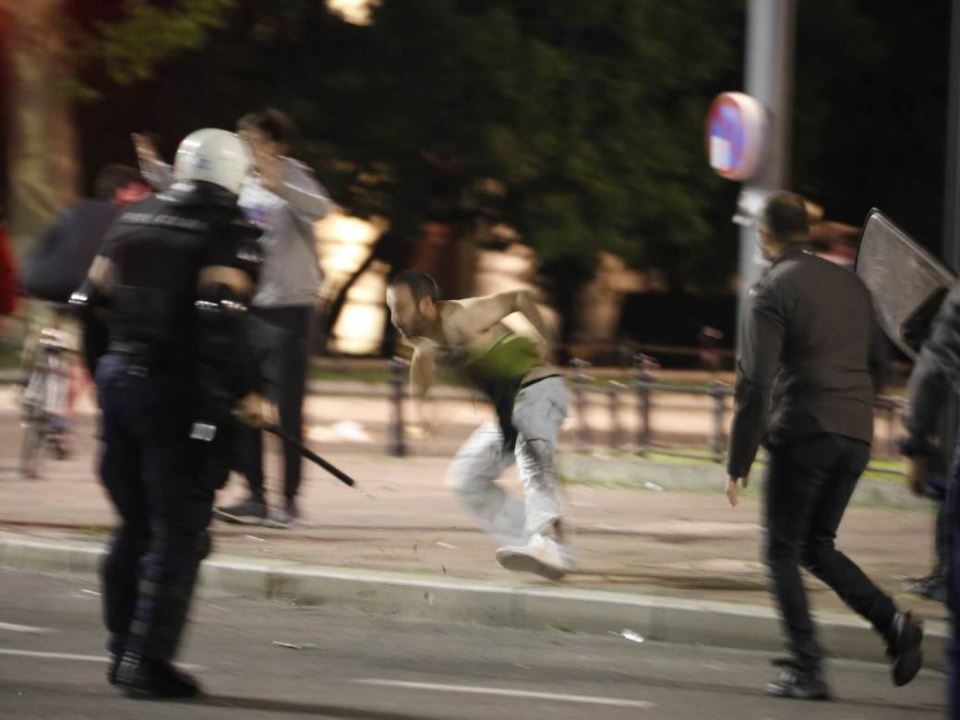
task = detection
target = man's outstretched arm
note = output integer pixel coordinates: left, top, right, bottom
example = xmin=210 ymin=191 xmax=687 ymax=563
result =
xmin=409 ymin=345 xmax=438 ymax=436
xmin=451 ymin=290 xmax=556 ymax=346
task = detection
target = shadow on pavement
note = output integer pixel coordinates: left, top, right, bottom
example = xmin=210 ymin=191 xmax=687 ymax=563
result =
xmin=205 ymin=694 xmax=450 ymax=719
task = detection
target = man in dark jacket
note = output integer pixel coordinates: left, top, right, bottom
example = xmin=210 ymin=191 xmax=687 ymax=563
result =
xmin=19 ymin=166 xmax=150 ymax=457
xmin=726 ymin=192 xmax=923 ymax=700
xmin=23 ymin=164 xmax=149 ymax=303
xmin=899 ymin=280 xmax=960 ymax=717
xmin=74 ymin=129 xmax=270 ymax=699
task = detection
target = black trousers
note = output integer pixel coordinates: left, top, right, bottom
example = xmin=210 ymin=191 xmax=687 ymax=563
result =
xmin=764 ymin=433 xmax=897 ymax=670
xmin=96 ymin=355 xmax=214 ymax=661
xmin=235 ymin=305 xmax=313 ymax=502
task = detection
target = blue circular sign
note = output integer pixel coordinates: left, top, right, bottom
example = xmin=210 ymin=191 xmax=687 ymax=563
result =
xmin=706 ymin=92 xmax=766 ymax=181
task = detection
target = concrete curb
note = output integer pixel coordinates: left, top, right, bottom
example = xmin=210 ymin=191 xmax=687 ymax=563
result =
xmin=0 ymin=534 xmax=946 ymax=671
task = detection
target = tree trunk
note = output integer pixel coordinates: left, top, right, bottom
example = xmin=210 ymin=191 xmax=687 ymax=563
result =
xmin=2 ymin=0 xmax=78 ymax=260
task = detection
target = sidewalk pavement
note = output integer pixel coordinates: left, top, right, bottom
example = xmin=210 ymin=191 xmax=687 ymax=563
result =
xmin=0 ymin=372 xmax=909 ymax=457
xmin=0 ymin=402 xmax=949 ymax=669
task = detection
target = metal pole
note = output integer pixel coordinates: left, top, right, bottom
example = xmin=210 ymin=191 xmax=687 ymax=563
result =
xmin=939 ymin=0 xmax=960 ymax=471
xmin=571 ymin=358 xmax=591 ymax=451
xmin=633 ymin=354 xmax=653 ymax=455
xmin=608 ymin=383 xmax=622 ymax=451
xmin=736 ymin=0 xmax=796 ymax=351
xmin=388 ymin=358 xmax=407 ymax=457
xmin=709 ymin=381 xmax=727 ymax=462
xmin=946 ymin=0 xmax=960 ymax=273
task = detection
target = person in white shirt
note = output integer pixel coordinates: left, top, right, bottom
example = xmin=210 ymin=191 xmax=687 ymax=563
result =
xmin=134 ymin=109 xmax=331 ymax=527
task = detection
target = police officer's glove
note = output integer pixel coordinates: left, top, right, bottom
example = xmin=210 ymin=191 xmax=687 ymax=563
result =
xmin=232 ymin=392 xmax=278 ymax=429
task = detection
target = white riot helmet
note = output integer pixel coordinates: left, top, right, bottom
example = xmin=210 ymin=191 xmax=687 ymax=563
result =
xmin=173 ymin=128 xmax=252 ymax=195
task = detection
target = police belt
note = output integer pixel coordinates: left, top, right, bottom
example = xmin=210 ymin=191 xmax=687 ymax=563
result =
xmin=107 ymin=340 xmax=174 ymax=373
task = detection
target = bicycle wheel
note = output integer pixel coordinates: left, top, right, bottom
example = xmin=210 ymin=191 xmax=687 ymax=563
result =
xmin=44 ymin=349 xmax=72 ymax=461
xmin=20 ymin=404 xmax=47 ymax=479
xmin=20 ymin=352 xmax=50 ymax=479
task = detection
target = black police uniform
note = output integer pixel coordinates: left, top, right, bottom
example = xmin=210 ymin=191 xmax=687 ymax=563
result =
xmin=901 ymin=280 xmax=960 ymax=715
xmin=73 ymin=180 xmax=261 ymax=694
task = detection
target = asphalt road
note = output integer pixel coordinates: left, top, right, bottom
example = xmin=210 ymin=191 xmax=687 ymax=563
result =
xmin=0 ymin=569 xmax=945 ymax=720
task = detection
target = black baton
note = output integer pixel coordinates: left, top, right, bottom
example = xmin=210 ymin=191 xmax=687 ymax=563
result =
xmin=264 ymin=424 xmax=357 ymax=488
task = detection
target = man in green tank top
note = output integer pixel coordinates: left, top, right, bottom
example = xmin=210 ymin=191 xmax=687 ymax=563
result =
xmin=386 ymin=270 xmax=572 ymax=580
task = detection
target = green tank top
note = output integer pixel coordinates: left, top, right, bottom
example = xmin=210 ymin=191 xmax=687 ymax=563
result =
xmin=450 ymin=333 xmax=540 ymax=451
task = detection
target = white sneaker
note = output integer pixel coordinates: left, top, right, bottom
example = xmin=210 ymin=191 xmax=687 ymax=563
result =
xmin=495 ymin=534 xmax=574 ymax=581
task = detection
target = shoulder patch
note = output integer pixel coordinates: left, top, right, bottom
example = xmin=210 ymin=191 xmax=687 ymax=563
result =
xmin=237 ymin=247 xmax=261 ymax=264
xmin=121 ymin=211 xmax=209 ymax=233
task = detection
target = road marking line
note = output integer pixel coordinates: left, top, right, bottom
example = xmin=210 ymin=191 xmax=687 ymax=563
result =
xmin=356 ymin=679 xmax=654 ymax=709
xmin=0 ymin=622 xmax=52 ymax=634
xmin=0 ymin=648 xmax=204 ymax=671
xmin=0 ymin=649 xmax=105 ymax=663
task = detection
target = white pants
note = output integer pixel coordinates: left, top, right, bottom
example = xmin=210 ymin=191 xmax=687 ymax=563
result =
xmin=446 ymin=377 xmax=568 ymax=546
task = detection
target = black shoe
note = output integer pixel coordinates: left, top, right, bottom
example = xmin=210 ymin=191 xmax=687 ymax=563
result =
xmin=214 ymin=498 xmax=267 ymax=525
xmin=115 ymin=654 xmax=202 ymax=699
xmin=886 ymin=611 xmax=924 ymax=687
xmin=766 ymin=658 xmax=830 ymax=700
xmin=107 ymin=653 xmax=121 ymax=686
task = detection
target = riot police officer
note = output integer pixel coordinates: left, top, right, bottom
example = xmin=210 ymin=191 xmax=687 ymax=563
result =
xmin=900 ymin=283 xmax=960 ymax=717
xmin=73 ymin=128 xmax=270 ymax=699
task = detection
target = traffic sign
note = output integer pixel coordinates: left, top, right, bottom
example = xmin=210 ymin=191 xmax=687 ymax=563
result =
xmin=706 ymin=92 xmax=767 ymax=181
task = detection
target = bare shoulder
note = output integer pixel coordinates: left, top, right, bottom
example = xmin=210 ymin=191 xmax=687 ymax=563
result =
xmin=456 ymin=291 xmax=521 ymax=310
xmin=444 ymin=293 xmax=519 ymax=336
xmin=440 ymin=299 xmax=469 ymax=315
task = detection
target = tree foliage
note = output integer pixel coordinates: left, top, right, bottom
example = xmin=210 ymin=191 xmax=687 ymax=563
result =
xmin=70 ymin=0 xmax=952 ymax=295
xmin=63 ymin=0 xmax=237 ymax=89
xmin=344 ymin=0 xmax=745 ymax=288
xmin=70 ymin=0 xmax=744 ymax=289
xmin=92 ymin=0 xmax=235 ymax=85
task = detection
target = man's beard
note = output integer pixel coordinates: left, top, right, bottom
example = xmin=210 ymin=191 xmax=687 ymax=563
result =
xmin=406 ymin=317 xmax=427 ymax=339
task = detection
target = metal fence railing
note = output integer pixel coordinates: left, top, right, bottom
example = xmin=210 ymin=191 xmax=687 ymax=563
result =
xmin=565 ymin=355 xmax=906 ymax=474
xmin=375 ymin=354 xmax=906 ymax=474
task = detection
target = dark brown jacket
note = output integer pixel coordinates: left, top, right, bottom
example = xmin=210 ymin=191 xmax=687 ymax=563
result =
xmin=728 ymin=246 xmax=880 ymax=477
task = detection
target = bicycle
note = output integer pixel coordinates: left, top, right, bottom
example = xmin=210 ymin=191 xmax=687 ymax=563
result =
xmin=19 ymin=320 xmax=75 ymax=479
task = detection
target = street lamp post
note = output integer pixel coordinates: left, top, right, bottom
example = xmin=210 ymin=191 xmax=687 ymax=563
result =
xmin=735 ymin=0 xmax=796 ymax=350
xmin=939 ymin=0 xmax=960 ymax=468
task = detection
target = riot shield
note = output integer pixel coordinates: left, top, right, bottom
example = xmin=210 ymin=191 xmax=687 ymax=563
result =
xmin=855 ymin=208 xmax=956 ymax=358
